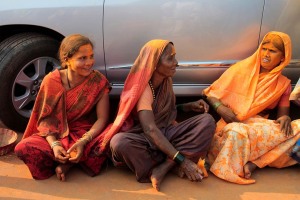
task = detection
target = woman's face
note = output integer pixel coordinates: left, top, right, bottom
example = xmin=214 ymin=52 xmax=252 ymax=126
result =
xmin=67 ymin=44 xmax=94 ymax=76
xmin=260 ymin=42 xmax=284 ymax=72
xmin=155 ymin=44 xmax=178 ymax=78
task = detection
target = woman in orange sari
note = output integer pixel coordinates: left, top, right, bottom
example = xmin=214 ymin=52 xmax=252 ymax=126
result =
xmin=14 ymin=34 xmax=111 ymax=181
xmin=101 ymin=39 xmax=216 ymax=191
xmin=203 ymin=31 xmax=300 ymax=184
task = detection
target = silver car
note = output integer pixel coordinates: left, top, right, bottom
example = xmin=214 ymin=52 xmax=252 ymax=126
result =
xmin=0 ymin=0 xmax=300 ymax=131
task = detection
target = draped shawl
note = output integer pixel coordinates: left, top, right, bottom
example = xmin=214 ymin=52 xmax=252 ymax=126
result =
xmin=203 ymin=31 xmax=291 ymax=121
xmin=99 ymin=39 xmax=176 ymax=152
xmin=23 ymin=69 xmax=110 ymax=139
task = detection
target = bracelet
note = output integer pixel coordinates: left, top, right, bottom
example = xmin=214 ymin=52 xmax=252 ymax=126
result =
xmin=50 ymin=141 xmax=62 ymax=149
xmin=82 ymin=132 xmax=93 ymax=142
xmin=78 ymin=137 xmax=89 ymax=145
xmin=172 ymin=151 xmax=185 ymax=164
xmin=212 ymin=102 xmax=222 ymax=111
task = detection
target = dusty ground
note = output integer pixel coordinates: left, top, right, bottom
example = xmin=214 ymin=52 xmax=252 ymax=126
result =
xmin=1 ymin=119 xmax=300 ymax=200
xmin=0 ymin=134 xmax=299 ymax=200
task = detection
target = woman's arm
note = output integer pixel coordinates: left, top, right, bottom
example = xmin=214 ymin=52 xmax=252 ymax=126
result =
xmin=139 ymin=110 xmax=177 ymax=158
xmin=46 ymin=135 xmax=69 ymax=163
xmin=138 ymin=110 xmax=203 ymax=181
xmin=274 ymin=84 xmax=293 ymax=137
xmin=68 ymin=93 xmax=110 ymax=162
xmin=87 ymin=93 xmax=110 ymax=138
xmin=206 ymin=96 xmax=240 ymax=123
xmin=275 ymin=106 xmax=292 ymax=137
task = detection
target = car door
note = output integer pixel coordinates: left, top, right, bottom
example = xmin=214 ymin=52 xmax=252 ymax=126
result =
xmin=103 ymin=0 xmax=264 ymax=96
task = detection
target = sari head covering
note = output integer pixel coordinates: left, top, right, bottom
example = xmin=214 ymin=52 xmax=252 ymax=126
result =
xmin=203 ymin=31 xmax=291 ymax=120
xmin=99 ymin=39 xmax=172 ymax=152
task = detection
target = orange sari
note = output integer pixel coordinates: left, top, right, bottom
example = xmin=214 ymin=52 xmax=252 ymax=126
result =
xmin=203 ymin=31 xmax=300 ymax=184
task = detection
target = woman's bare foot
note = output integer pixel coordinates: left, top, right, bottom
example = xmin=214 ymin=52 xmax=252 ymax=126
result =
xmin=150 ymin=160 xmax=175 ymax=191
xmin=55 ymin=163 xmax=73 ymax=181
xmin=244 ymin=162 xmax=257 ymax=179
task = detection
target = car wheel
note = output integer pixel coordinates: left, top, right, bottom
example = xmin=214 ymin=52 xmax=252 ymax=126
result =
xmin=0 ymin=33 xmax=61 ymax=132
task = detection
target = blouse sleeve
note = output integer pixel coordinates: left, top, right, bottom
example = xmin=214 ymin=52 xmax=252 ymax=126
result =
xmin=136 ymin=85 xmax=153 ymax=111
xmin=278 ymin=84 xmax=292 ymax=107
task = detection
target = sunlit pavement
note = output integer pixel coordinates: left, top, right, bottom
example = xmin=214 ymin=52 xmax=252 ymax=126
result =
xmin=1 ymin=136 xmax=299 ymax=199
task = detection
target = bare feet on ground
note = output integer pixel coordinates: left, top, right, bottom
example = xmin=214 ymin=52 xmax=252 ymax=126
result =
xmin=55 ymin=164 xmax=73 ymax=181
xmin=244 ymin=162 xmax=257 ymax=179
xmin=150 ymin=160 xmax=175 ymax=191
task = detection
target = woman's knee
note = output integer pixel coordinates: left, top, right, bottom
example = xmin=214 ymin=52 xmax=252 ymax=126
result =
xmin=110 ymin=133 xmax=129 ymax=153
xmin=223 ymin=123 xmax=248 ymax=138
xmin=195 ymin=113 xmax=216 ymax=133
xmin=14 ymin=140 xmax=26 ymax=156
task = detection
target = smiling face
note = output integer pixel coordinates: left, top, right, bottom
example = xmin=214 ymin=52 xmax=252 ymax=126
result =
xmin=155 ymin=43 xmax=178 ymax=78
xmin=67 ymin=44 xmax=94 ymax=77
xmin=260 ymin=35 xmax=285 ymax=72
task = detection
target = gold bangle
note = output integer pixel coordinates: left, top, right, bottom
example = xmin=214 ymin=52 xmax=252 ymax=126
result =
xmin=212 ymin=102 xmax=222 ymax=110
xmin=82 ymin=132 xmax=93 ymax=142
xmin=172 ymin=151 xmax=179 ymax=160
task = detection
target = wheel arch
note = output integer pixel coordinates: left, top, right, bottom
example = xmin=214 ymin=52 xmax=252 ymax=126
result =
xmin=0 ymin=24 xmax=65 ymax=43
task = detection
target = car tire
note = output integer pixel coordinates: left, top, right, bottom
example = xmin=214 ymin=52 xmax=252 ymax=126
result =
xmin=0 ymin=33 xmax=60 ymax=132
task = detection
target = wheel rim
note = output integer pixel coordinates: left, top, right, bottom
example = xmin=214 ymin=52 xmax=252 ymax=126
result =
xmin=12 ymin=57 xmax=60 ymax=118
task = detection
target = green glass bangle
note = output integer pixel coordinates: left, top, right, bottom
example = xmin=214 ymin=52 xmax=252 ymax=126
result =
xmin=212 ymin=102 xmax=222 ymax=110
xmin=173 ymin=151 xmax=185 ymax=164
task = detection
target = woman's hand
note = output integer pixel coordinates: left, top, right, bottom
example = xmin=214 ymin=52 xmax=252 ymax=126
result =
xmin=189 ymin=99 xmax=209 ymax=113
xmin=275 ymin=115 xmax=293 ymax=137
xmin=217 ymin=104 xmax=240 ymax=123
xmin=179 ymin=158 xmax=203 ymax=182
xmin=67 ymin=139 xmax=87 ymax=163
xmin=52 ymin=145 xmax=69 ymax=164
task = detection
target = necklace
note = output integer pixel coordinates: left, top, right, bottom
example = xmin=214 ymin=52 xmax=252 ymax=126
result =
xmin=148 ymin=81 xmax=156 ymax=100
xmin=66 ymin=69 xmax=71 ymax=89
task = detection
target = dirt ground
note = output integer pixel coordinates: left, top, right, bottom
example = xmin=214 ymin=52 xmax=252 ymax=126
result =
xmin=0 ymin=135 xmax=299 ymax=200
xmin=1 ymin=119 xmax=300 ymax=200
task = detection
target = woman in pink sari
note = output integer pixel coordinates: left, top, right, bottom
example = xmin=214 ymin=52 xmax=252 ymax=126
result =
xmin=203 ymin=31 xmax=300 ymax=184
xmin=14 ymin=34 xmax=111 ymax=181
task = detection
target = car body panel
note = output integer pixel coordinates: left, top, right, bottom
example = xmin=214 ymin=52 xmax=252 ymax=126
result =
xmin=0 ymin=0 xmax=300 ymax=129
xmin=0 ymin=0 xmax=106 ymax=74
xmin=104 ymin=0 xmax=300 ymax=96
